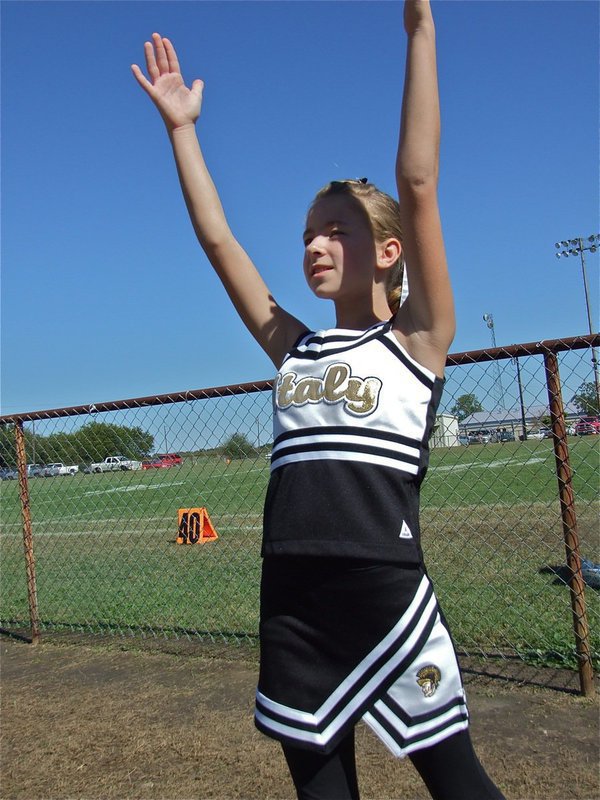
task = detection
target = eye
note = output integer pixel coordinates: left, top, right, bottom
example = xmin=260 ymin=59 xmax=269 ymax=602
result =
xmin=303 ymin=235 xmax=313 ymax=247
xmin=329 ymin=229 xmax=344 ymax=238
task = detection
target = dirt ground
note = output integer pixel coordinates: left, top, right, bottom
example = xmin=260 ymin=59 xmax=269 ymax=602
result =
xmin=1 ymin=634 xmax=598 ymax=800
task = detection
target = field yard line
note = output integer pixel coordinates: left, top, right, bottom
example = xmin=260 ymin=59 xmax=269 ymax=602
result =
xmin=1 ymin=525 xmax=263 ymax=537
xmin=431 ymin=456 xmax=547 ymax=473
xmin=0 ymin=513 xmax=264 ymax=531
xmin=0 ymin=530 xmax=130 ymax=538
xmin=216 ymin=468 xmax=267 ymax=479
xmin=83 ymin=481 xmax=187 ymax=496
xmin=422 ymin=499 xmax=600 ymax=512
xmin=22 ymin=482 xmax=192 ymax=507
xmin=1 ymin=514 xmax=173 ymax=529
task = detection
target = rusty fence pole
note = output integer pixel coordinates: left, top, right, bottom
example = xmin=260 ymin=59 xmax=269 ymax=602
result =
xmin=14 ymin=421 xmax=40 ymax=644
xmin=544 ymin=352 xmax=594 ymax=696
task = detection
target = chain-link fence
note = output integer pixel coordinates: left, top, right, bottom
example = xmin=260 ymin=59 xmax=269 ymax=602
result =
xmin=1 ymin=336 xmax=598 ymax=693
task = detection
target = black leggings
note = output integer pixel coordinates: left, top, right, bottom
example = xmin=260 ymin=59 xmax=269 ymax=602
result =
xmin=282 ymin=728 xmax=505 ymax=800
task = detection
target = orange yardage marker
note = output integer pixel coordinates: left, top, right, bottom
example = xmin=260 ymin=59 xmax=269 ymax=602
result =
xmin=177 ymin=507 xmax=219 ymax=544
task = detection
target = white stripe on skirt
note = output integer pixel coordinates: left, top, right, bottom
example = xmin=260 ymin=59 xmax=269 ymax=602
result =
xmin=255 ymin=575 xmax=469 ymax=756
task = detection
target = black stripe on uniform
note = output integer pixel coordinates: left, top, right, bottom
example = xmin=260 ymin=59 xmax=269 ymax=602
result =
xmin=369 ymin=702 xmax=469 ymax=751
xmin=271 ymin=440 xmax=421 ymax=468
xmin=301 ymin=322 xmax=388 ymax=349
xmin=287 ymin=326 xmax=389 ymax=363
xmin=381 ymin=693 xmax=469 ymax=728
xmin=377 ymin=335 xmax=436 ymax=390
xmin=273 ymin=425 xmax=420 ymax=451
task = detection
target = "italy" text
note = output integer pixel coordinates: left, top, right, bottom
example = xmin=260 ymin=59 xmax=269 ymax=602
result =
xmin=276 ymin=363 xmax=381 ymax=416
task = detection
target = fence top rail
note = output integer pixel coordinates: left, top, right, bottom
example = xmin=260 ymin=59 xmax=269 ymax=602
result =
xmin=0 ymin=379 xmax=274 ymax=424
xmin=446 ymin=334 xmax=599 ymax=367
xmin=1 ymin=334 xmax=598 ymax=425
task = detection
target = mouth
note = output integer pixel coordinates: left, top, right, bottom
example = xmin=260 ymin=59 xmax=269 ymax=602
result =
xmin=311 ymin=264 xmax=333 ymax=277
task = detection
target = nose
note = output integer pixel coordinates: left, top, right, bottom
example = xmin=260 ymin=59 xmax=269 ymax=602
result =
xmin=306 ymin=236 xmax=326 ymax=255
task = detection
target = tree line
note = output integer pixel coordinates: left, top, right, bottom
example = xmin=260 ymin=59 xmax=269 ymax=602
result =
xmin=0 ymin=423 xmax=262 ymax=468
xmin=0 ymin=422 xmax=154 ymax=468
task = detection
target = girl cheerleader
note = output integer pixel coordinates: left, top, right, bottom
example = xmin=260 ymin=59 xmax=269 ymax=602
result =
xmin=132 ymin=2 xmax=506 ymax=797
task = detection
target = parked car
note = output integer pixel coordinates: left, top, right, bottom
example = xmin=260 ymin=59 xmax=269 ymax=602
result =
xmin=155 ymin=453 xmax=183 ymax=466
xmin=90 ymin=456 xmax=142 ymax=473
xmin=143 ymin=453 xmax=183 ymax=469
xmin=27 ymin=464 xmax=45 ymax=477
xmin=142 ymin=456 xmax=172 ymax=470
xmin=0 ymin=467 xmax=18 ymax=480
xmin=458 ymin=433 xmax=470 ymax=446
xmin=581 ymin=558 xmax=600 ymax=590
xmin=498 ymin=430 xmax=515 ymax=442
xmin=42 ymin=463 xmax=62 ymax=477
xmin=468 ymin=431 xmax=491 ymax=444
xmin=574 ymin=417 xmax=600 ymax=436
xmin=527 ymin=428 xmax=552 ymax=440
xmin=42 ymin=462 xmax=79 ymax=477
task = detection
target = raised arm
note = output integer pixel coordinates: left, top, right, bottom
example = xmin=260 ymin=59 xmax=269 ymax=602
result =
xmin=131 ymin=34 xmax=306 ymax=368
xmin=393 ymin=1 xmax=455 ymax=377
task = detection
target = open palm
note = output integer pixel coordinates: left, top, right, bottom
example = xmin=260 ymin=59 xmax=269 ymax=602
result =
xmin=132 ymin=33 xmax=203 ymax=131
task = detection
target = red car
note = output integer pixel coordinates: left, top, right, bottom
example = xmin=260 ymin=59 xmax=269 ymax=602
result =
xmin=142 ymin=457 xmax=168 ymax=470
xmin=574 ymin=417 xmax=600 ymax=435
xmin=142 ymin=453 xmax=183 ymax=469
xmin=155 ymin=453 xmax=183 ymax=466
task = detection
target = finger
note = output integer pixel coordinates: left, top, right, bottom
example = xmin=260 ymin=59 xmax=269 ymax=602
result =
xmin=144 ymin=40 xmax=159 ymax=81
xmin=162 ymin=37 xmax=181 ymax=75
xmin=131 ymin=63 xmax=154 ymax=95
xmin=191 ymin=78 xmax=204 ymax=100
xmin=152 ymin=32 xmax=169 ymax=74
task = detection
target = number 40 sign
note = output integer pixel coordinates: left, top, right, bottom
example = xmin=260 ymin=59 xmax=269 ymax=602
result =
xmin=177 ymin=508 xmax=219 ymax=544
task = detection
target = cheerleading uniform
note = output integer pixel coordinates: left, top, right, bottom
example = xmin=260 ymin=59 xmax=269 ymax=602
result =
xmin=255 ymin=319 xmax=470 ymax=759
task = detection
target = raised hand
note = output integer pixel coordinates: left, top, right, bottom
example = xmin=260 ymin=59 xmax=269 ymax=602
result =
xmin=131 ymin=33 xmax=203 ymax=131
xmin=403 ymin=0 xmax=433 ymax=36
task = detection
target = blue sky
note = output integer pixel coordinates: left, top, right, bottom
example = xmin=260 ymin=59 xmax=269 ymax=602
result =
xmin=2 ymin=0 xmax=599 ymax=415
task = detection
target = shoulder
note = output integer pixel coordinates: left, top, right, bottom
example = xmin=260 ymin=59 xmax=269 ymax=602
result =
xmin=269 ymin=318 xmax=313 ymax=370
xmin=390 ymin=307 xmax=451 ymax=380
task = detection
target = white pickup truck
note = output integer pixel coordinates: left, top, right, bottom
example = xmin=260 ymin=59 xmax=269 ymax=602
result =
xmin=44 ymin=463 xmax=79 ymax=477
xmin=90 ymin=455 xmax=142 ymax=473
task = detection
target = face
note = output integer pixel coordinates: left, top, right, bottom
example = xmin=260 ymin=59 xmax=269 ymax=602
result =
xmin=302 ymin=194 xmax=378 ymax=302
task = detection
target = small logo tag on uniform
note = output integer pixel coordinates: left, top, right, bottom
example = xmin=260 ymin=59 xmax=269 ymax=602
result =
xmin=417 ymin=665 xmax=442 ymax=697
xmin=399 ymin=521 xmax=413 ymax=539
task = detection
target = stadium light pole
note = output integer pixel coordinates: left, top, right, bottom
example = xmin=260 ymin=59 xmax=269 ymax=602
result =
xmin=554 ymin=234 xmax=600 ymax=407
xmin=482 ymin=313 xmax=506 ymax=410
xmin=512 ymin=355 xmax=528 ymax=441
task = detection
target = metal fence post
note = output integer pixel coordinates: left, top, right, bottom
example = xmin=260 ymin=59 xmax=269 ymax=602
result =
xmin=544 ymin=351 xmax=594 ymax=696
xmin=14 ymin=421 xmax=40 ymax=644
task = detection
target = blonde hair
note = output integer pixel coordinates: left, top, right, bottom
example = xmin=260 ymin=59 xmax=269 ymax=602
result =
xmin=309 ymin=179 xmax=405 ymax=315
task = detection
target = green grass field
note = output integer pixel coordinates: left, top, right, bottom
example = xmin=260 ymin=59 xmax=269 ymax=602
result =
xmin=1 ymin=437 xmax=598 ymax=667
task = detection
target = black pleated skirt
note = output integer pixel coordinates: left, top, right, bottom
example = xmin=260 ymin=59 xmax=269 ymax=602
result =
xmin=255 ymin=556 xmax=469 ymax=758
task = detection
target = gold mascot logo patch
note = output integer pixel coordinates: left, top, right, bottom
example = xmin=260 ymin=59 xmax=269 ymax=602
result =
xmin=416 ymin=665 xmax=441 ymax=697
xmin=276 ymin=362 xmax=381 ymax=416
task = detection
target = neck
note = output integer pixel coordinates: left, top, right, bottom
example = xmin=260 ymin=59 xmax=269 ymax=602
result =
xmin=334 ymin=297 xmax=392 ymax=331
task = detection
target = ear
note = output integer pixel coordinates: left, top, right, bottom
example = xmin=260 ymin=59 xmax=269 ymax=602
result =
xmin=376 ymin=237 xmax=402 ymax=272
